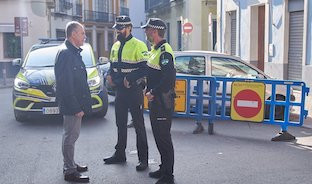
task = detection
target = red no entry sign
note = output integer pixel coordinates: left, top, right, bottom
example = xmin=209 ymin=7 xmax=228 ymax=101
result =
xmin=183 ymin=22 xmax=193 ymax=34
xmin=231 ymin=82 xmax=265 ymax=122
xmin=233 ymin=89 xmax=261 ymax=118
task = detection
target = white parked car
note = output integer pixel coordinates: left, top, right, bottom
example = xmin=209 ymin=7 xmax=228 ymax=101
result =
xmin=174 ymin=51 xmax=295 ymax=120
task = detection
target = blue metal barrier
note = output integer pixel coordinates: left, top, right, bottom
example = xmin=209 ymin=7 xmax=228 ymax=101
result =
xmin=173 ymin=75 xmax=310 ymax=140
xmin=174 ymin=75 xmax=216 ymax=124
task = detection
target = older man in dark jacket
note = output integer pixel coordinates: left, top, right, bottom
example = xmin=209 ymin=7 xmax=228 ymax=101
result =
xmin=55 ymin=21 xmax=91 ymax=183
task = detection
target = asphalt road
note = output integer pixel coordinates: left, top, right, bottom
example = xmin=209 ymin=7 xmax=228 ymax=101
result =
xmin=1 ymin=87 xmax=312 ymax=184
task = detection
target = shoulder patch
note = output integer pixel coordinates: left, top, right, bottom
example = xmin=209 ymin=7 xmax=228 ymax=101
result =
xmin=142 ymin=51 xmax=149 ymax=57
xmin=161 ymin=58 xmax=169 ymax=65
xmin=161 ymin=45 xmax=166 ymax=52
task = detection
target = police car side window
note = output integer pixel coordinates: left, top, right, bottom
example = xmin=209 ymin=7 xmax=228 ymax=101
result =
xmin=211 ymin=57 xmax=259 ymax=78
xmin=175 ymin=56 xmax=205 ymax=75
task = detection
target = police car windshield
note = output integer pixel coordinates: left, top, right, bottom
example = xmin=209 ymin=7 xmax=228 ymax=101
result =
xmin=24 ymin=44 xmax=94 ymax=68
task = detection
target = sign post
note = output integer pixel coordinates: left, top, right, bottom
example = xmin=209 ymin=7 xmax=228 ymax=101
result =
xmin=14 ymin=17 xmax=28 ymax=60
xmin=230 ymin=81 xmax=265 ymax=122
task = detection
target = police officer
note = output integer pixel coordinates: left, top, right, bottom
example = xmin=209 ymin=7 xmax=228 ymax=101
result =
xmin=142 ymin=18 xmax=176 ymax=184
xmin=104 ymin=16 xmax=149 ymax=171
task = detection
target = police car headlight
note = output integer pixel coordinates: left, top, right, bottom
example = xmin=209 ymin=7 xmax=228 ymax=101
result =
xmin=14 ymin=78 xmax=30 ymax=89
xmin=88 ymin=76 xmax=101 ymax=88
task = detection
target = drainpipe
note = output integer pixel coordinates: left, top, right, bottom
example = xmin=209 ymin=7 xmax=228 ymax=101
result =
xmin=220 ymin=0 xmax=223 ymax=53
xmin=238 ymin=0 xmax=241 ymax=57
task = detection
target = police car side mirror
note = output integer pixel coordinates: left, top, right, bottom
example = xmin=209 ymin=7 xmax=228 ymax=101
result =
xmin=98 ymin=57 xmax=109 ymax=65
xmin=12 ymin=58 xmax=22 ymax=67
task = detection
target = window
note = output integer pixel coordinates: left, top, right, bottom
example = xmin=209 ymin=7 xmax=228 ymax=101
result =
xmin=56 ymin=29 xmax=65 ymax=38
xmin=24 ymin=45 xmax=93 ymax=68
xmin=96 ymin=0 xmax=109 ymax=12
xmin=175 ymin=56 xmax=205 ymax=75
xmin=211 ymin=57 xmax=259 ymax=78
xmin=3 ymin=33 xmax=21 ymax=58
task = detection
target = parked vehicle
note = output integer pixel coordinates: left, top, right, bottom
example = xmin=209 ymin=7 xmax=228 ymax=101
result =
xmin=174 ymin=51 xmax=295 ymax=119
xmin=98 ymin=61 xmax=116 ymax=96
xmin=12 ymin=39 xmax=109 ymax=122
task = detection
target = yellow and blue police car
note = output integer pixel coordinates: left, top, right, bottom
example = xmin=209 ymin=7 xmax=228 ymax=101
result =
xmin=12 ymin=39 xmax=108 ymax=122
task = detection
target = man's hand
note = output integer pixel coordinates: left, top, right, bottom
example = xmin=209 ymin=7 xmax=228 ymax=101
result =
xmin=146 ymin=91 xmax=154 ymax=101
xmin=75 ymin=111 xmax=84 ymax=118
xmin=124 ymin=77 xmax=131 ymax=88
xmin=106 ymin=75 xmax=115 ymax=87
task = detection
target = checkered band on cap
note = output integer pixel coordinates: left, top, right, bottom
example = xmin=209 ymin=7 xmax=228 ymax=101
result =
xmin=141 ymin=18 xmax=166 ymax=30
xmin=115 ymin=15 xmax=131 ymax=24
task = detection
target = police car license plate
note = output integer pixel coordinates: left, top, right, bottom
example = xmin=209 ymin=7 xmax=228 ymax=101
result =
xmin=42 ymin=107 xmax=59 ymax=114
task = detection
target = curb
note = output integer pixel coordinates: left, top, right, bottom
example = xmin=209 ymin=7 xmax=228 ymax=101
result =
xmin=0 ymin=85 xmax=13 ymax=89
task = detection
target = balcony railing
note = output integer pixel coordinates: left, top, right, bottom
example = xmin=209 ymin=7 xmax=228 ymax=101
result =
xmin=145 ymin=0 xmax=170 ymax=12
xmin=120 ymin=7 xmax=129 ymax=16
xmin=54 ymin=0 xmax=73 ymax=13
xmin=84 ymin=10 xmax=115 ymax=23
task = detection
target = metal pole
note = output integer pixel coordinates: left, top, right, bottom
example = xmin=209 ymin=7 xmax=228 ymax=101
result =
xmin=2 ymin=67 xmax=6 ymax=86
xmin=20 ymin=18 xmax=23 ymax=60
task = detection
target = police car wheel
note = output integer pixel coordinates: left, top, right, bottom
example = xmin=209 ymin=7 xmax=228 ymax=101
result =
xmin=14 ymin=110 xmax=28 ymax=122
xmin=264 ymin=95 xmax=285 ymax=121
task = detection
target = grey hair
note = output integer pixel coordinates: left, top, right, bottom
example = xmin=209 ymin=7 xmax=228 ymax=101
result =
xmin=65 ymin=21 xmax=83 ymax=38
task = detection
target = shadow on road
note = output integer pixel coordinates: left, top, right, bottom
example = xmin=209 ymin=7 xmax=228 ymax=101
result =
xmin=18 ymin=115 xmax=110 ymax=129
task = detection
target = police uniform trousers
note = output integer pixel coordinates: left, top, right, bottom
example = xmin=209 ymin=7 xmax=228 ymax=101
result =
xmin=114 ymin=85 xmax=148 ymax=162
xmin=149 ymin=95 xmax=175 ymax=177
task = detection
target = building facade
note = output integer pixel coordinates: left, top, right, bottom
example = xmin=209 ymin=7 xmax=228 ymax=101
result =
xmin=0 ymin=0 xmax=125 ymax=79
xmin=218 ymin=0 xmax=312 ymax=87
xmin=128 ymin=0 xmax=145 ymax=41
xmin=145 ymin=0 xmax=217 ymax=51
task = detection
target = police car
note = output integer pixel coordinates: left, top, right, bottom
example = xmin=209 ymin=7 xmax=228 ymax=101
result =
xmin=12 ymin=39 xmax=109 ymax=122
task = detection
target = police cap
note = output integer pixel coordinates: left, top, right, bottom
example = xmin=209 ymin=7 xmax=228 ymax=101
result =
xmin=141 ymin=18 xmax=166 ymax=30
xmin=113 ymin=15 xmax=132 ymax=30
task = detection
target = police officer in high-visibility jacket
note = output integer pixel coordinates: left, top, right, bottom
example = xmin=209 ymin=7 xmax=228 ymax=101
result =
xmin=142 ymin=18 xmax=176 ymax=184
xmin=104 ymin=16 xmax=149 ymax=171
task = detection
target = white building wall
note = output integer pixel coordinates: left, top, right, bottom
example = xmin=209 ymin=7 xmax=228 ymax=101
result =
xmin=219 ymin=0 xmax=288 ymax=80
xmin=0 ymin=0 xmax=50 ymax=60
xmin=185 ymin=0 xmax=201 ymax=50
xmin=128 ymin=0 xmax=145 ymax=41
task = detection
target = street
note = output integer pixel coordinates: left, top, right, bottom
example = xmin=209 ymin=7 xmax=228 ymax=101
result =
xmin=1 ymin=87 xmax=312 ymax=184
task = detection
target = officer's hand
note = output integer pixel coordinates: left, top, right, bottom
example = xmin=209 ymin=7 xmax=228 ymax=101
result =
xmin=107 ymin=75 xmax=115 ymax=87
xmin=124 ymin=77 xmax=131 ymax=88
xmin=146 ymin=91 xmax=154 ymax=101
xmin=75 ymin=111 xmax=84 ymax=118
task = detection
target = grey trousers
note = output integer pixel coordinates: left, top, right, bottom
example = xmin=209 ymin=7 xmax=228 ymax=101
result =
xmin=62 ymin=115 xmax=81 ymax=174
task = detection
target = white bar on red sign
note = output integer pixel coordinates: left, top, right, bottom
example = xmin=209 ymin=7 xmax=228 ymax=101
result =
xmin=237 ymin=100 xmax=258 ymax=108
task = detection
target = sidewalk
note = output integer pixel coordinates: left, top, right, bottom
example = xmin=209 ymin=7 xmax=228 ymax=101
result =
xmin=0 ymin=78 xmax=14 ymax=89
xmin=292 ymin=89 xmax=312 ymax=129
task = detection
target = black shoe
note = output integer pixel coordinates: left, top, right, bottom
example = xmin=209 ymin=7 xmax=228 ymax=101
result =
xmin=103 ymin=154 xmax=126 ymax=164
xmin=76 ymin=164 xmax=88 ymax=172
xmin=149 ymin=169 xmax=162 ymax=179
xmin=136 ymin=161 xmax=148 ymax=171
xmin=127 ymin=121 xmax=134 ymax=128
xmin=64 ymin=171 xmax=89 ymax=183
xmin=155 ymin=176 xmax=174 ymax=184
xmin=193 ymin=123 xmax=204 ymax=134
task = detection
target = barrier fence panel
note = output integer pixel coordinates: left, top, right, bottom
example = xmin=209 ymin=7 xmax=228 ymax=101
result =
xmin=174 ymin=75 xmax=217 ymax=124
xmin=213 ymin=77 xmax=309 ymax=140
xmin=172 ymin=75 xmax=309 ymax=140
